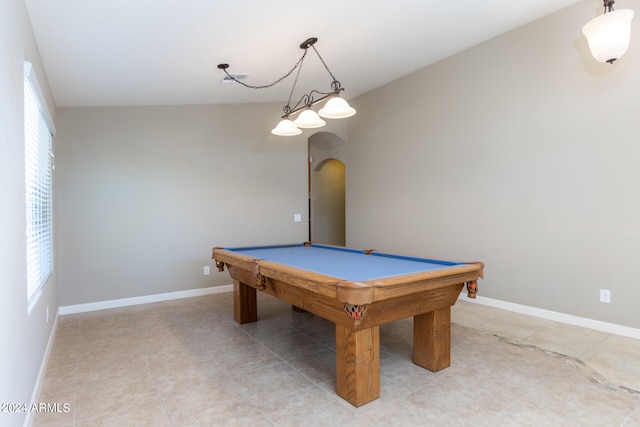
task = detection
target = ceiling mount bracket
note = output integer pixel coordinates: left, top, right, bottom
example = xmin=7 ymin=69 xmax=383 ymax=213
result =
xmin=299 ymin=38 xmax=318 ymax=49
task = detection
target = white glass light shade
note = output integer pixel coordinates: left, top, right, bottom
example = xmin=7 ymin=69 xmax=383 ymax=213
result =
xmin=318 ymin=96 xmax=356 ymax=119
xmin=582 ymin=9 xmax=634 ymax=63
xmin=271 ymin=119 xmax=302 ymax=136
xmin=293 ymin=109 xmax=326 ymax=128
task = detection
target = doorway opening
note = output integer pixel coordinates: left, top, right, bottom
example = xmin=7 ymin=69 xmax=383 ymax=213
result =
xmin=308 ymin=132 xmax=346 ymax=245
xmin=311 ymin=159 xmax=345 ymax=245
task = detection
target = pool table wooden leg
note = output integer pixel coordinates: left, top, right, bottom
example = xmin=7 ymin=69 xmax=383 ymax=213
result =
xmin=233 ymin=280 xmax=257 ymax=324
xmin=413 ymin=307 xmax=451 ymax=371
xmin=335 ymin=325 xmax=380 ymax=407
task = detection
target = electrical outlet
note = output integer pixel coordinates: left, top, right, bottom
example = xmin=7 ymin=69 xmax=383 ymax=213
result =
xmin=599 ymin=289 xmax=611 ymax=304
xmin=203 ymin=266 xmax=210 ymax=276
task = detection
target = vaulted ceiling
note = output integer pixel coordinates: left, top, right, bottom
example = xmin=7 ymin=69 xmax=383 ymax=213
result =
xmin=24 ymin=0 xmax=584 ymax=107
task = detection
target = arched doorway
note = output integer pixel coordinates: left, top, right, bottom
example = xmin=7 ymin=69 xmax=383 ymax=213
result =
xmin=308 ymin=132 xmax=346 ymax=245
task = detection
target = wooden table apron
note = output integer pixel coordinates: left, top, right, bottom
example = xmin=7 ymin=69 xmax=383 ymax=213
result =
xmin=213 ymin=247 xmax=482 ymax=407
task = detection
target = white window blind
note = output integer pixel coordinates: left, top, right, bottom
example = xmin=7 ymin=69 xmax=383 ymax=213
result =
xmin=24 ymin=62 xmax=54 ymax=302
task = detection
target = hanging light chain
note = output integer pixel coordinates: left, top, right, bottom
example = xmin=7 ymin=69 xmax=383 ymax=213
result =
xmin=218 ymin=38 xmax=343 ymax=94
xmin=283 ymin=53 xmax=306 ymax=116
xmin=218 ymin=48 xmax=309 ymax=90
xmin=311 ymin=45 xmax=340 ymax=86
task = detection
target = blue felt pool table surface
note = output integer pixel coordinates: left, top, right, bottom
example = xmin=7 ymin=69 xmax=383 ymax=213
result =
xmin=226 ymin=243 xmax=466 ymax=282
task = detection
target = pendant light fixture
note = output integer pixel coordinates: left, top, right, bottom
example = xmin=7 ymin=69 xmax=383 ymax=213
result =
xmin=318 ymin=96 xmax=356 ymax=119
xmin=293 ymin=109 xmax=326 ymax=128
xmin=218 ymin=37 xmax=356 ymax=136
xmin=582 ymin=0 xmax=634 ymax=64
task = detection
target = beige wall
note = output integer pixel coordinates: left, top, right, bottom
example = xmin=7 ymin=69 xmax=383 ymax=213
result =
xmin=55 ymin=104 xmax=315 ymax=306
xmin=346 ymin=0 xmax=640 ymax=328
xmin=1 ymin=0 xmax=58 ymax=425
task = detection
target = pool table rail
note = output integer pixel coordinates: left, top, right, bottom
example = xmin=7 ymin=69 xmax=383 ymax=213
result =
xmin=213 ymin=246 xmax=483 ymax=306
xmin=336 ymin=262 xmax=483 ymax=304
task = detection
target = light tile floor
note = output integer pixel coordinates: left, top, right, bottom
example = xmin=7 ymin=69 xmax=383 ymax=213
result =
xmin=33 ymin=293 xmax=640 ymax=426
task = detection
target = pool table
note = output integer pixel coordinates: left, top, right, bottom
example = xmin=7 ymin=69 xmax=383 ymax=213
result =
xmin=212 ymin=242 xmax=483 ymax=407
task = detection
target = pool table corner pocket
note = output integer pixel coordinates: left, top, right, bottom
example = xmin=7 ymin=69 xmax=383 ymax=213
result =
xmin=336 ymin=281 xmax=375 ymax=305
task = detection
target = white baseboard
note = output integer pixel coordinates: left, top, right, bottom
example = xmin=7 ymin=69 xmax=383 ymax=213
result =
xmin=23 ymin=312 xmax=59 ymax=427
xmin=460 ymin=294 xmax=640 ymax=340
xmin=58 ymin=285 xmax=233 ymax=315
xmin=57 ymin=284 xmax=639 ymax=341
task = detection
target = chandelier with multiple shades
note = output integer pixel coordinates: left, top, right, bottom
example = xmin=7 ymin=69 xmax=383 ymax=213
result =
xmin=218 ymin=37 xmax=356 ymax=136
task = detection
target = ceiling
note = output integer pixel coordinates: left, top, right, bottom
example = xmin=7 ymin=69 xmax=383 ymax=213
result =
xmin=24 ymin=0 xmax=584 ymax=108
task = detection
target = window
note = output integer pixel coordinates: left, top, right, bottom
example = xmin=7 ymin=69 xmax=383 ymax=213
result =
xmin=24 ymin=61 xmax=54 ymax=303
